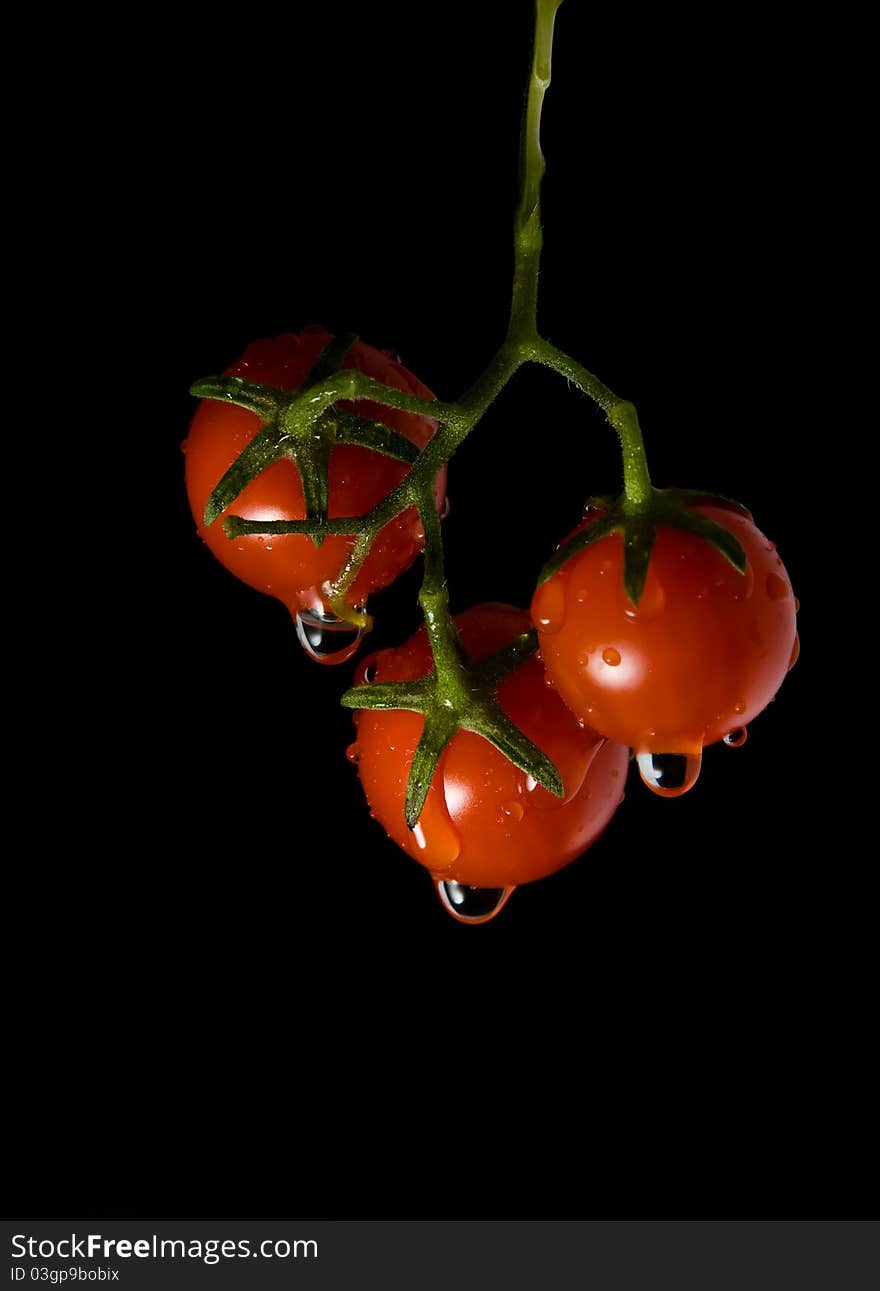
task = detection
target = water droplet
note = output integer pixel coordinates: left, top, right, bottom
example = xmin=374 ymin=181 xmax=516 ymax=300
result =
xmin=532 ymin=578 xmax=567 ymax=634
xmin=180 ymin=438 xmax=188 ymax=454
xmin=765 ymin=572 xmax=788 ymax=601
xmin=602 ymin=646 xmax=621 ymax=667
xmin=503 ymin=800 xmax=524 ymax=822
xmin=724 ymin=728 xmax=748 ymax=748
xmin=295 ymin=608 xmax=364 ymax=665
xmin=440 ymin=496 xmax=451 ymax=520
xmin=734 ymin=700 xmax=746 ymax=715
xmin=436 ymin=881 xmax=514 ymax=925
xmin=346 ymin=742 xmax=360 ymax=764
xmin=637 ymin=748 xmax=702 ymax=798
xmin=788 ymin=633 xmax=800 ymax=671
xmin=363 ymin=661 xmax=378 ymax=683
xmin=794 ymin=597 xmax=800 ymax=613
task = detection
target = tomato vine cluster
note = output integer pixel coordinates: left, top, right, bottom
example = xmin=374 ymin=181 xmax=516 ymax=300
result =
xmin=183 ymin=0 xmax=798 ymax=924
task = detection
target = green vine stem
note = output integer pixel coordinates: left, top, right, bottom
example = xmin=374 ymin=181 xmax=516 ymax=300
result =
xmin=190 ymin=0 xmax=745 ymax=823
xmin=199 ymin=0 xmax=655 ymax=621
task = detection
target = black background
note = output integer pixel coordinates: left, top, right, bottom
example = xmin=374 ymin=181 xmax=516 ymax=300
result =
xmin=10 ymin=1 xmax=871 ymax=1221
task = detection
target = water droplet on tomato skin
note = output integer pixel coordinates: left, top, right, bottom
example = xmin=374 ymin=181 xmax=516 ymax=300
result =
xmin=788 ymin=634 xmax=800 ymax=671
xmin=734 ymin=700 xmax=746 ymax=715
xmin=602 ymin=646 xmax=621 ymax=667
xmin=637 ymin=748 xmax=702 ymax=798
xmin=295 ymin=608 xmax=364 ymax=664
xmin=440 ymin=495 xmax=451 ymax=521
xmin=724 ymin=728 xmax=748 ymax=748
xmin=436 ymin=881 xmax=514 ymax=925
xmin=794 ymin=597 xmax=800 ymax=613
xmin=532 ymin=578 xmax=567 ymax=634
xmin=765 ymin=572 xmax=789 ymax=601
xmin=503 ymin=800 xmax=524 ymax=822
xmin=346 ymin=742 xmax=360 ymax=764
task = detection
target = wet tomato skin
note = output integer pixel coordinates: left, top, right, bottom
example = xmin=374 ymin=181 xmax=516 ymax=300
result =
xmin=351 ymin=604 xmax=629 ymax=888
xmin=531 ymin=504 xmax=798 ymax=756
xmin=184 ymin=328 xmax=446 ymax=617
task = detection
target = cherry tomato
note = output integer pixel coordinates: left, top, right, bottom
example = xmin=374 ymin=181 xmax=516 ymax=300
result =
xmin=350 ymin=604 xmax=629 ymax=897
xmin=531 ymin=504 xmax=798 ymax=793
xmin=184 ymin=327 xmax=446 ymax=621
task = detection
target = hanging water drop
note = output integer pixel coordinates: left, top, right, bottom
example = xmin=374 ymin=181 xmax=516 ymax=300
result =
xmin=440 ymin=495 xmax=451 ymax=520
xmin=436 ymin=881 xmax=514 ymax=925
xmin=295 ymin=607 xmax=364 ymax=664
xmin=346 ymin=742 xmax=361 ymax=764
xmin=724 ymin=728 xmax=748 ymax=748
xmin=637 ymin=748 xmax=702 ymax=797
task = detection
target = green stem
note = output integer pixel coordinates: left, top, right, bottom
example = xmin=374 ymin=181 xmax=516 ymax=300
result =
xmin=510 ymin=0 xmax=563 ymax=340
xmin=206 ymin=0 xmax=654 ymax=622
xmin=532 ymin=339 xmax=652 ymax=507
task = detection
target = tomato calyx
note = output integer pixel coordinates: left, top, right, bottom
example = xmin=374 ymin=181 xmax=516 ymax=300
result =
xmin=341 ymin=611 xmax=563 ymax=829
xmin=537 ymin=486 xmax=751 ymax=607
xmin=190 ymin=333 xmax=421 ymax=543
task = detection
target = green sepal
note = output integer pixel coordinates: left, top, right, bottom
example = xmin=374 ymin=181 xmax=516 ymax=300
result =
xmin=222 ymin=514 xmax=362 ymax=539
xmin=665 ymin=505 xmax=747 ymax=574
xmin=189 ymin=375 xmax=283 ymax=420
xmin=661 ymin=487 xmax=753 ymax=521
xmin=470 ymin=629 xmax=539 ymax=688
xmin=622 ymin=517 xmax=657 ymax=607
xmin=537 ymin=513 xmax=621 ymax=585
xmin=334 ymin=413 xmax=420 ymax=464
xmin=404 ymin=716 xmax=456 ymax=829
xmin=537 ymin=485 xmax=750 ymax=610
xmin=466 ymin=705 xmax=563 ymax=798
xmin=307 ymin=332 xmax=358 ymax=384
xmin=295 ymin=434 xmax=333 ymax=543
xmin=203 ymin=420 xmax=284 ymax=526
xmin=339 ymin=680 xmax=430 ymax=711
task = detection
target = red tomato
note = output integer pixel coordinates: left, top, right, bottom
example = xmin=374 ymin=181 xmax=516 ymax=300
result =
xmin=350 ymin=604 xmax=629 ymax=902
xmin=531 ymin=505 xmax=798 ymax=794
xmin=184 ymin=327 xmax=446 ymax=623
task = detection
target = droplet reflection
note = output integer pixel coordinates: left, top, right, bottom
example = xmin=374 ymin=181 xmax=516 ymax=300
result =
xmin=436 ymin=881 xmax=514 ymax=925
xmin=295 ymin=607 xmax=364 ymax=664
xmin=637 ymin=749 xmax=702 ymax=797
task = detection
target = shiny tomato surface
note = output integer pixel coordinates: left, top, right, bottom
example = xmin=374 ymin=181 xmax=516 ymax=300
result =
xmin=351 ymin=604 xmax=629 ymax=888
xmin=532 ymin=505 xmax=798 ymax=761
xmin=185 ymin=327 xmax=446 ymax=618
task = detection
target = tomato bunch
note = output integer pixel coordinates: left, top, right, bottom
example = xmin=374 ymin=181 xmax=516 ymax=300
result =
xmin=187 ymin=329 xmax=798 ymax=925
